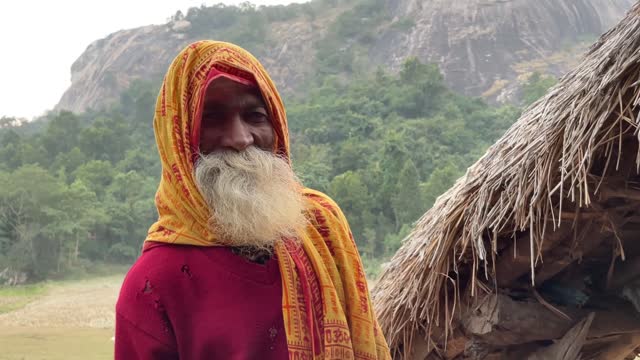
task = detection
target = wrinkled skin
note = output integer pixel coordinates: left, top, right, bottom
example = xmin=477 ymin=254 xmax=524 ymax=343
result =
xmin=199 ymin=77 xmax=275 ymax=154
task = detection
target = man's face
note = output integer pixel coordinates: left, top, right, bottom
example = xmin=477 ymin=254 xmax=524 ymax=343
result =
xmin=194 ymin=76 xmax=304 ymax=250
xmin=199 ymin=77 xmax=275 ymax=154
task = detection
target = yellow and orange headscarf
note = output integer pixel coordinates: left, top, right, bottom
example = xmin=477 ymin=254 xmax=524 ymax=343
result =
xmin=146 ymin=41 xmax=390 ymax=359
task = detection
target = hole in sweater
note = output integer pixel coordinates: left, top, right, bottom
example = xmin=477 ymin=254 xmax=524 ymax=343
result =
xmin=142 ymin=279 xmax=153 ymax=294
xmin=181 ymin=264 xmax=193 ymax=278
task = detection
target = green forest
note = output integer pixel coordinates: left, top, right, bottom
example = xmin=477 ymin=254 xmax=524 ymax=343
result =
xmin=0 ymin=1 xmax=557 ymax=282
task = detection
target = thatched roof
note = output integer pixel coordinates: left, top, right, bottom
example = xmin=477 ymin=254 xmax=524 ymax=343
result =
xmin=373 ymin=2 xmax=640 ymax=359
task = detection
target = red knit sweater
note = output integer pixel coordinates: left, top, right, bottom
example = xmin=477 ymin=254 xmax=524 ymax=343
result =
xmin=115 ymin=242 xmax=288 ymax=359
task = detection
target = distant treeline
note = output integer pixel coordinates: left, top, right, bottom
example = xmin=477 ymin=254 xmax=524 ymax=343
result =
xmin=0 ymin=0 xmax=558 ymax=281
xmin=0 ymin=56 xmax=556 ymax=282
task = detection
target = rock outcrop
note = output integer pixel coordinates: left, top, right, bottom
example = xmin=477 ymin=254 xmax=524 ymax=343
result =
xmin=55 ymin=0 xmax=635 ymax=113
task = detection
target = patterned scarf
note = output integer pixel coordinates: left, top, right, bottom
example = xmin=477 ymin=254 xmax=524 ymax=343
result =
xmin=146 ymin=41 xmax=390 ymax=360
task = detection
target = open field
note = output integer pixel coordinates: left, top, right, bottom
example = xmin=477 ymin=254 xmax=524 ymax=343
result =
xmin=0 ymin=275 xmax=124 ymax=360
xmin=0 ymin=327 xmax=115 ymax=360
xmin=0 ymin=284 xmax=47 ymax=315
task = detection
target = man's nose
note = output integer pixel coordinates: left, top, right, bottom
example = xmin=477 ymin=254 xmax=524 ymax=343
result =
xmin=219 ymin=114 xmax=253 ymax=151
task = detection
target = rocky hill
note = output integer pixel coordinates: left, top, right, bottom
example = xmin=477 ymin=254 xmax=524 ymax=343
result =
xmin=55 ymin=0 xmax=636 ymax=113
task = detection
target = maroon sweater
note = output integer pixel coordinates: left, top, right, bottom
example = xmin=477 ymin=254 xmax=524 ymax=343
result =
xmin=115 ymin=243 xmax=288 ymax=359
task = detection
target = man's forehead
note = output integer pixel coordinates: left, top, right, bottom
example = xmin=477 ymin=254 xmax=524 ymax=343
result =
xmin=204 ymin=77 xmax=266 ymax=106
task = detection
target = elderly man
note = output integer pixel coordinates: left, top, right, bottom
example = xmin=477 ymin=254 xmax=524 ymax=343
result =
xmin=115 ymin=41 xmax=390 ymax=359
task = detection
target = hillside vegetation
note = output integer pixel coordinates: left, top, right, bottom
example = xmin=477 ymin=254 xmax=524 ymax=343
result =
xmin=0 ymin=55 xmax=558 ymax=281
xmin=0 ymin=0 xmax=566 ymax=281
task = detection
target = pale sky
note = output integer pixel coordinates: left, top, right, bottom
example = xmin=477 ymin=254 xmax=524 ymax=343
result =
xmin=0 ymin=0 xmax=307 ymax=120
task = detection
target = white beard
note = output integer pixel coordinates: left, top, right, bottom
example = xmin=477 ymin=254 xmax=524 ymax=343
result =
xmin=194 ymin=147 xmax=306 ymax=252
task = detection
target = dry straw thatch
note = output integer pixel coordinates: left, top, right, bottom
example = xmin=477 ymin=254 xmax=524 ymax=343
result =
xmin=373 ymin=2 xmax=640 ymax=359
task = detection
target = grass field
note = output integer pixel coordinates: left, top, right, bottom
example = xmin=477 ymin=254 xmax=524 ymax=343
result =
xmin=0 ymin=284 xmax=47 ymax=315
xmin=0 ymin=274 xmax=124 ymax=360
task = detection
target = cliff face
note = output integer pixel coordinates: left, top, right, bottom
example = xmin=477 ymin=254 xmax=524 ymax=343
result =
xmin=55 ymin=0 xmax=635 ymax=113
xmin=374 ymin=0 xmax=636 ymax=102
xmin=57 ymin=25 xmax=187 ymax=113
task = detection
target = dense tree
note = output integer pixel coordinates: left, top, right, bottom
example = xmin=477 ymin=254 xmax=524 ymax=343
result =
xmin=392 ymin=159 xmax=424 ymax=229
xmin=522 ymin=72 xmax=558 ymax=106
xmin=41 ymin=111 xmax=81 ymax=158
xmin=78 ymin=116 xmax=130 ymax=163
xmin=329 ymin=171 xmax=370 ymax=242
xmin=0 ymin=166 xmax=71 ymax=278
xmin=0 ymin=49 xmax=558 ymax=280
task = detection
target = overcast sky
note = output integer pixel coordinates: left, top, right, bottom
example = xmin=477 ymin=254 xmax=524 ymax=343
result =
xmin=0 ymin=0 xmax=307 ymax=120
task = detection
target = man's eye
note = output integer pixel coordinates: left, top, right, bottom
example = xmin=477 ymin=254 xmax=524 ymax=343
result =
xmin=246 ymin=112 xmax=268 ymax=123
